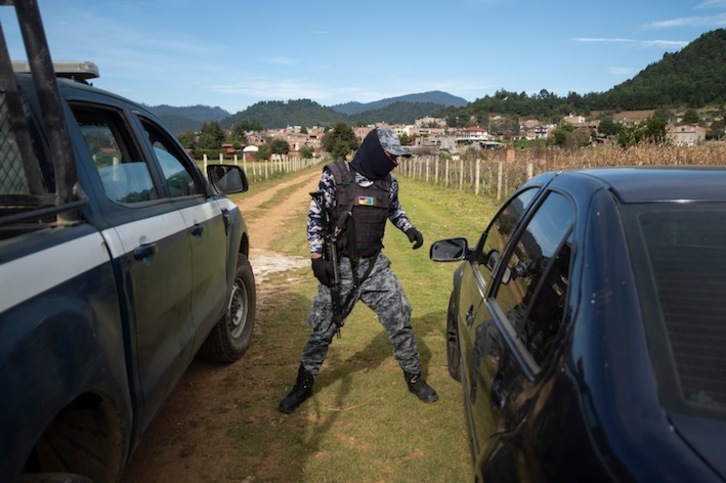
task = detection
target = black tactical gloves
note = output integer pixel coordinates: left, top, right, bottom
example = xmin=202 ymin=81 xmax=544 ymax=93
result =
xmin=312 ymin=257 xmax=333 ymax=286
xmin=406 ymin=227 xmax=424 ymax=250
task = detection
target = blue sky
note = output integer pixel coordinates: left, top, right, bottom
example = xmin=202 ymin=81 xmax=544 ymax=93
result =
xmin=2 ymin=0 xmax=725 ymax=114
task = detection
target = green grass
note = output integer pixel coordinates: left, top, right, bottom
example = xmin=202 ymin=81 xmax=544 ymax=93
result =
xmin=225 ymin=174 xmax=498 ymax=482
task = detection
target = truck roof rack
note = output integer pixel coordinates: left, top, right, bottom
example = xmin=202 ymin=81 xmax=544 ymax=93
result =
xmin=0 ymin=0 xmax=83 ymax=226
xmin=12 ymin=60 xmax=100 ymax=83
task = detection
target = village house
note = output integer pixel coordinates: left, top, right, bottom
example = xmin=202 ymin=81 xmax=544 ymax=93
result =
xmin=667 ymin=124 xmax=707 ymax=146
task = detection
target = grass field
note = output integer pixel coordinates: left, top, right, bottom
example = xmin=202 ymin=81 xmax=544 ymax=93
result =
xmin=224 ymin=173 xmax=499 ymax=482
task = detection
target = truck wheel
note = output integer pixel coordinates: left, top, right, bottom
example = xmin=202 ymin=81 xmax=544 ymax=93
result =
xmin=197 ymin=254 xmax=256 ymax=363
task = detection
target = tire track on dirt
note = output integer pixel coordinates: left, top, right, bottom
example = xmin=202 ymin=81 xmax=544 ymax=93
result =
xmin=237 ymin=169 xmax=320 ymax=281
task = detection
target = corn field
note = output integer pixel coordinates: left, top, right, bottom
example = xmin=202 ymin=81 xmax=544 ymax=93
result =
xmin=397 ymin=142 xmax=726 ymax=200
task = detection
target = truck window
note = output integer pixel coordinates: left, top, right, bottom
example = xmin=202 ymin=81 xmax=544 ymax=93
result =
xmin=73 ymin=107 xmax=159 ymax=204
xmin=138 ymin=117 xmax=204 ymax=198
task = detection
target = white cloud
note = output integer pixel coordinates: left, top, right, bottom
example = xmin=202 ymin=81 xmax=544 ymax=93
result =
xmin=572 ymin=37 xmax=688 ymax=48
xmin=645 ymin=13 xmax=726 ymax=29
xmin=696 ymin=0 xmax=726 ymax=8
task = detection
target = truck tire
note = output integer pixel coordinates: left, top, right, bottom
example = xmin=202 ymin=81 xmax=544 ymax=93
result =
xmin=197 ymin=254 xmax=256 ymax=363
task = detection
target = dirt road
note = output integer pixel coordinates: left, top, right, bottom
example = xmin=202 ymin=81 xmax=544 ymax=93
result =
xmin=121 ymin=169 xmax=320 ymax=482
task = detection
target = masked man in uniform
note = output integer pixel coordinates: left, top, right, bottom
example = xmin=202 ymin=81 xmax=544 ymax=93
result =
xmin=278 ymin=127 xmax=438 ymax=414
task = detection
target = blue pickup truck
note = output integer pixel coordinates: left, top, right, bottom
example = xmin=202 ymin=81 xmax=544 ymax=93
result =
xmin=0 ymin=2 xmax=256 ymax=481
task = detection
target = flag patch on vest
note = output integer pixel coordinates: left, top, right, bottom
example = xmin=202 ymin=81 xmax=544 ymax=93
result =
xmin=358 ymin=196 xmax=375 ymax=206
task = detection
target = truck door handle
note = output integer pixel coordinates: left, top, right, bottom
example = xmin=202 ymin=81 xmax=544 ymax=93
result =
xmin=191 ymin=223 xmax=204 ymax=237
xmin=133 ymin=243 xmax=157 ymax=262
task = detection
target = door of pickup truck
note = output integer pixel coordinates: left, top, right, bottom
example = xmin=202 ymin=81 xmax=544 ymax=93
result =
xmin=67 ymin=101 xmax=199 ymax=432
xmin=136 ymin=115 xmax=231 ymax=340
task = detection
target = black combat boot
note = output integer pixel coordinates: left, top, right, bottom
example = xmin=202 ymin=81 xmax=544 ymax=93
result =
xmin=404 ymin=371 xmax=438 ymax=403
xmin=278 ymin=364 xmax=315 ymax=413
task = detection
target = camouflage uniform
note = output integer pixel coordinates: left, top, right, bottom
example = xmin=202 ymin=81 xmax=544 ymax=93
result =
xmin=300 ymin=169 xmax=421 ymax=375
xmin=279 ymin=127 xmax=436 ymax=414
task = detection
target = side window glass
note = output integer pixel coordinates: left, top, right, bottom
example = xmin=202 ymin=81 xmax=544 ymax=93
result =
xmin=139 ymin=117 xmax=203 ymax=198
xmin=73 ymin=107 xmax=158 ymax=204
xmin=477 ymin=187 xmax=538 ymax=284
xmin=494 ymin=192 xmax=575 ymax=366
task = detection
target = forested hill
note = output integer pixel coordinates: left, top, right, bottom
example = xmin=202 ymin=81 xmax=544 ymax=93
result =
xmin=600 ymin=28 xmax=726 ymax=109
xmin=219 ymin=91 xmax=468 ymax=130
xmin=145 ymin=104 xmax=230 ymax=133
xmin=151 ymin=91 xmax=468 ymax=133
xmin=330 ymin=91 xmax=468 ymax=115
xmin=442 ymin=28 xmax=726 ymax=126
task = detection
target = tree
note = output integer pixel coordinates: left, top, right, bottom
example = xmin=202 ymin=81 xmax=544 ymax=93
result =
xmin=565 ymin=127 xmax=592 ymax=149
xmin=300 ymin=145 xmax=315 ymax=159
xmin=255 ymin=143 xmax=271 ymax=160
xmin=551 ymin=123 xmax=574 ymax=146
xmin=231 ymin=119 xmax=263 ymax=142
xmin=707 ymin=119 xmax=725 ymax=140
xmin=176 ymin=130 xmax=196 ymax=150
xmin=682 ymin=108 xmax=700 ymax=125
xmin=322 ymin=122 xmax=359 ymax=160
xmin=617 ymin=115 xmax=667 ymax=147
xmin=645 ymin=116 xmax=667 ymax=143
xmin=198 ymin=121 xmax=225 ymax=150
xmin=598 ymin=118 xmax=621 ymax=137
xmin=269 ymin=138 xmax=290 ymax=156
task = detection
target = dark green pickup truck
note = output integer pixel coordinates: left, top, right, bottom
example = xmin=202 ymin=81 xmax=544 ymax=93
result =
xmin=0 ymin=2 xmax=256 ymax=481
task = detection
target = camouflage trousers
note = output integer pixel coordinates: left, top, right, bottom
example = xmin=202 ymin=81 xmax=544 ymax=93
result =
xmin=300 ymin=253 xmax=421 ymax=376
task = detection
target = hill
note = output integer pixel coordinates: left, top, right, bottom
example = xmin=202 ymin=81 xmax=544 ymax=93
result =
xmin=330 ymin=90 xmax=468 ymax=115
xmin=443 ymin=28 xmax=726 ymax=126
xmin=598 ymin=28 xmax=726 ymax=110
xmin=220 ymin=99 xmax=345 ymax=130
xmin=146 ymin=104 xmax=230 ymax=133
xmin=149 ymin=91 xmax=466 ymax=133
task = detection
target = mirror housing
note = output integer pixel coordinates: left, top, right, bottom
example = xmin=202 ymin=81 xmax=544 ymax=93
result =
xmin=430 ymin=237 xmax=469 ymax=262
xmin=206 ymin=164 xmax=249 ymax=194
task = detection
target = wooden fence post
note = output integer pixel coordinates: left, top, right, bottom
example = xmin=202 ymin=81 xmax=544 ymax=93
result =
xmin=445 ymin=159 xmax=450 ymax=188
xmin=475 ymin=159 xmax=481 ymax=196
xmin=497 ymin=161 xmax=503 ymax=201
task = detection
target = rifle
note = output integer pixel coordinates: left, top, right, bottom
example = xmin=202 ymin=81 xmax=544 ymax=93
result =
xmin=310 ymin=190 xmax=344 ymax=338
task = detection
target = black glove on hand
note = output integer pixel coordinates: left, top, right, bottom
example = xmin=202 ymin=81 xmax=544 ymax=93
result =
xmin=312 ymin=257 xmax=334 ymax=286
xmin=406 ymin=227 xmax=424 ymax=250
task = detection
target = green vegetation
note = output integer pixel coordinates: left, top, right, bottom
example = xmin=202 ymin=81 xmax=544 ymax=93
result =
xmin=321 ymin=122 xmax=359 ymax=160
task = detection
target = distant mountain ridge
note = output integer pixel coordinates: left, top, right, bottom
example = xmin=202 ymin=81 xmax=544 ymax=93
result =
xmin=146 ymin=104 xmax=231 ymax=134
xmin=149 ymin=91 xmax=467 ymax=133
xmin=329 ymin=90 xmax=468 ymax=115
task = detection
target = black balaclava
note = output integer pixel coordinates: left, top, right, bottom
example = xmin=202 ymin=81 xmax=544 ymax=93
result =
xmin=349 ymin=128 xmax=397 ymax=181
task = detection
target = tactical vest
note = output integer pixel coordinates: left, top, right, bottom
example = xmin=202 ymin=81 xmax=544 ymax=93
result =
xmin=327 ymin=159 xmax=391 ymax=259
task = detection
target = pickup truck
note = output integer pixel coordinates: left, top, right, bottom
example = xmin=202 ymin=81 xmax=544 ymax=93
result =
xmin=0 ymin=2 xmax=256 ymax=481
